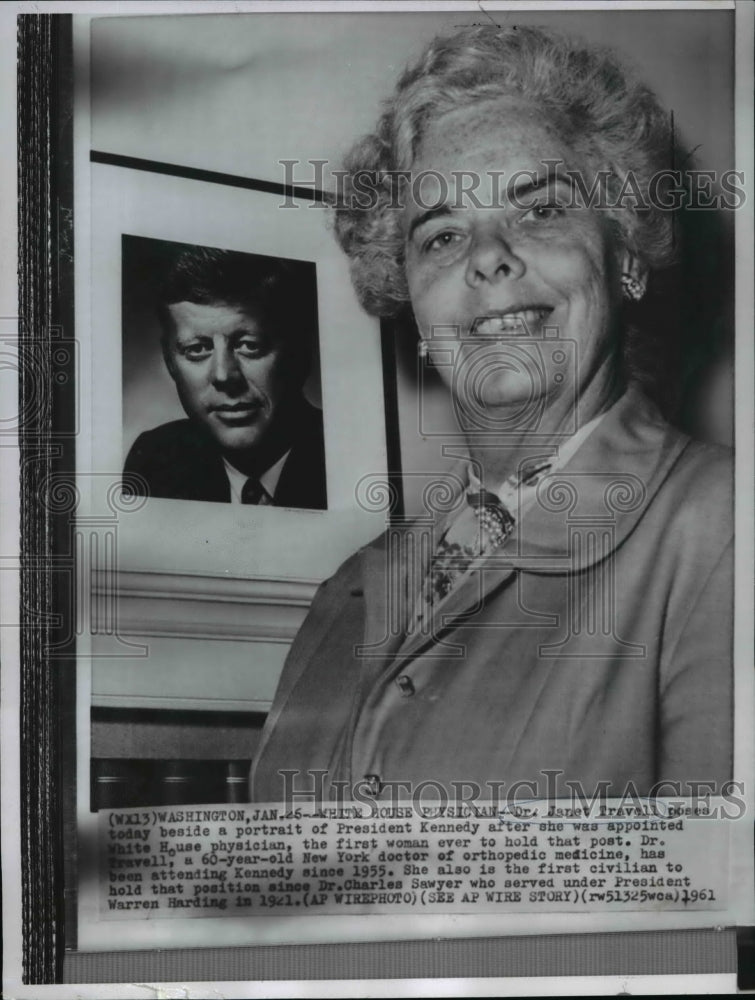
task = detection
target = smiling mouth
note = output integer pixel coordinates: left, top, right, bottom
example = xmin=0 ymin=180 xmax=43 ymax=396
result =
xmin=472 ymin=308 xmax=553 ymax=337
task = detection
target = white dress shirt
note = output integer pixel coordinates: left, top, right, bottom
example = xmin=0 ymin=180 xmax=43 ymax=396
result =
xmin=222 ymin=450 xmax=291 ymax=505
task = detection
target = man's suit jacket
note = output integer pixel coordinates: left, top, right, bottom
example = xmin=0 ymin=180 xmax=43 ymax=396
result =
xmin=123 ymin=401 xmax=327 ymax=509
xmin=250 ymin=387 xmax=733 ymax=802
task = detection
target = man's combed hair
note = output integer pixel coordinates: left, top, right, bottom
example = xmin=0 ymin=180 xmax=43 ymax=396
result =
xmin=160 ymin=246 xmax=313 ymax=326
xmin=333 ymin=25 xmax=677 ymax=318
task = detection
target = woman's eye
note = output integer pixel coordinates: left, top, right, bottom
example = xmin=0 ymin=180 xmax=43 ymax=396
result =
xmin=523 ymin=202 xmax=565 ymax=222
xmin=424 ymin=231 xmax=464 ymax=254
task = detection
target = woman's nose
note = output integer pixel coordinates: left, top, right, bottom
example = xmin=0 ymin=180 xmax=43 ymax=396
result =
xmin=210 ymin=344 xmax=243 ymax=386
xmin=465 ymin=229 xmax=526 ymax=287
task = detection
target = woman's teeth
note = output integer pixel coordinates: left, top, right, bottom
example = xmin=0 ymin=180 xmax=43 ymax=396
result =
xmin=474 ymin=309 xmax=550 ymax=336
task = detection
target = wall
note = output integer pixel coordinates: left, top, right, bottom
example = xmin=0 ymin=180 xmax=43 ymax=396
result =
xmin=91 ymin=9 xmax=734 ymax=188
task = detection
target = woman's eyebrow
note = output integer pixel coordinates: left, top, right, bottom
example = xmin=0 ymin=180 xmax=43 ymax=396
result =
xmin=407 ymin=204 xmax=454 ymax=241
xmin=508 ymin=166 xmax=573 ymax=201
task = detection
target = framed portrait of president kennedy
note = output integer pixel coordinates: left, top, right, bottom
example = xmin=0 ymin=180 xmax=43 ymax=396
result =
xmin=121 ymin=235 xmax=328 ymax=513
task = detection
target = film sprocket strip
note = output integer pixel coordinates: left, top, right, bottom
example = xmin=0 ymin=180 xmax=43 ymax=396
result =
xmin=17 ymin=13 xmax=77 ymax=983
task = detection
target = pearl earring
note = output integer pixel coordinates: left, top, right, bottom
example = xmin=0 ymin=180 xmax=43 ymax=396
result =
xmin=418 ymin=340 xmax=429 ymax=358
xmin=621 ymin=273 xmax=646 ymax=302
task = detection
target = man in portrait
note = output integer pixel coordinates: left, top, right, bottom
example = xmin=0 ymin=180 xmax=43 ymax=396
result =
xmin=124 ymin=246 xmax=327 ymax=509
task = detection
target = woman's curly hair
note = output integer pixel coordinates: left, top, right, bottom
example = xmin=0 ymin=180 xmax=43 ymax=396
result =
xmin=332 ymin=25 xmax=677 ymax=319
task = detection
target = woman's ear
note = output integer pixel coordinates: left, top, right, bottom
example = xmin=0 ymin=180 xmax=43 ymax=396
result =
xmin=620 ymin=251 xmax=648 ymax=302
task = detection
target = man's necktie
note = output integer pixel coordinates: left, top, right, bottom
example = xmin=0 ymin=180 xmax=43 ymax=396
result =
xmin=240 ymin=478 xmax=265 ymax=505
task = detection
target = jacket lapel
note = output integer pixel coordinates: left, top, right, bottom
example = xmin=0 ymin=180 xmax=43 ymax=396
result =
xmin=390 ymin=557 xmax=518 ymax=667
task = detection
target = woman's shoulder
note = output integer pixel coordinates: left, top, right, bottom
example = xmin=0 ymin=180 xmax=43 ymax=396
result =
xmin=315 ymin=531 xmax=387 ymax=592
xmin=668 ymin=435 xmax=733 ymax=505
xmin=319 ymin=519 xmax=427 ymax=594
xmin=613 ymin=386 xmax=733 ymax=515
xmin=651 ymin=433 xmax=734 ymax=556
xmin=675 ymin=435 xmax=733 ymax=477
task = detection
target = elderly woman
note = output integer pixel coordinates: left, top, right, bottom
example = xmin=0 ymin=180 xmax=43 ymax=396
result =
xmin=250 ymin=26 xmax=732 ymax=804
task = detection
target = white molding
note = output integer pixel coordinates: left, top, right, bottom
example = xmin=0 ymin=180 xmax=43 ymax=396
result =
xmin=91 ymin=569 xmax=318 ymax=643
xmin=91 ymin=694 xmax=272 ymax=713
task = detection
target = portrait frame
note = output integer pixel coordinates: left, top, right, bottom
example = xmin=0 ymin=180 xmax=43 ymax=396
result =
xmin=5 ymin=1 xmax=755 ymax=995
xmin=76 ymin=153 xmax=398 ymax=711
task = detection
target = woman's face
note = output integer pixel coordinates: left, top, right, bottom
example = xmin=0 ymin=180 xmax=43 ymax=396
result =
xmin=403 ymin=99 xmax=625 ymax=424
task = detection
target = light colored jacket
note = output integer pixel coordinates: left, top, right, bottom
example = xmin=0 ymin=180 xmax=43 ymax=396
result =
xmin=250 ymin=388 xmax=733 ymax=803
